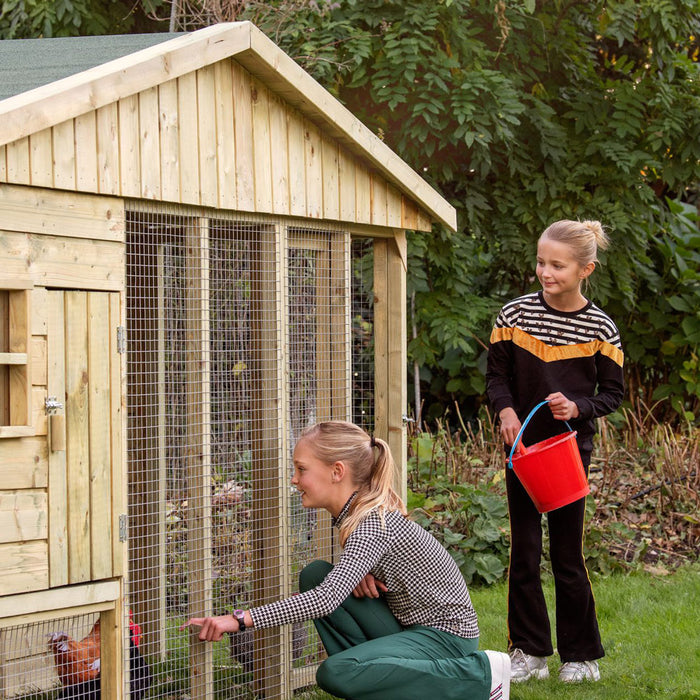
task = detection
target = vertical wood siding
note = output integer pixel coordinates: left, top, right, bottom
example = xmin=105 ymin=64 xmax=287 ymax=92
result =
xmin=0 ymin=59 xmax=429 ymax=230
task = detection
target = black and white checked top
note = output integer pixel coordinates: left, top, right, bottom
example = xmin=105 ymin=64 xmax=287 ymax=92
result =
xmin=249 ymin=499 xmax=480 ymax=639
xmin=486 ymin=291 xmax=624 ymax=454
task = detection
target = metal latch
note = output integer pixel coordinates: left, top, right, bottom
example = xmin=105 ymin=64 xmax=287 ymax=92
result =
xmin=119 ymin=514 xmax=128 ymax=542
xmin=45 ymin=396 xmax=64 ymax=414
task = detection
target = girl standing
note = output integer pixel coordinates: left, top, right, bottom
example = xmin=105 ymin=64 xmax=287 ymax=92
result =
xmin=183 ymin=421 xmax=510 ymax=700
xmin=486 ymin=220 xmax=624 ymax=684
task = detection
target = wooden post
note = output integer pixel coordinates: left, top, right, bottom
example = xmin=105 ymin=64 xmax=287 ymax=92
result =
xmin=250 ymin=225 xmax=290 ymax=699
xmin=332 ymin=231 xmax=352 ymax=422
xmin=387 ymin=231 xmax=407 ymax=496
xmin=100 ymin=602 xmax=125 ymax=700
xmin=186 ymin=218 xmax=213 ymax=700
xmin=373 ymin=234 xmax=407 ymax=499
xmin=373 ymin=239 xmax=388 ymax=439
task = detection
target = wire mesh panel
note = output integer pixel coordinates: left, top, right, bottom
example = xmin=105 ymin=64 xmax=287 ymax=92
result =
xmin=0 ymin=610 xmax=150 ymax=700
xmin=351 ymin=238 xmax=375 ymax=432
xmin=0 ymin=612 xmax=101 ymax=700
xmin=286 ymin=229 xmax=350 ymax=687
xmin=126 ymin=204 xmax=351 ymax=700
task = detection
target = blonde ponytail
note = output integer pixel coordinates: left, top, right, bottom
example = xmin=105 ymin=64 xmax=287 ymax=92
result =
xmin=339 ymin=435 xmax=406 ymax=545
xmin=298 ymin=422 xmax=407 ymax=545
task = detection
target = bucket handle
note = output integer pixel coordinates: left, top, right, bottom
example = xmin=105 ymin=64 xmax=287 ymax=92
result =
xmin=507 ymin=400 xmax=573 ymax=469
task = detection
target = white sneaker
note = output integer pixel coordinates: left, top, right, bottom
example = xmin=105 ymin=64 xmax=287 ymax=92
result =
xmin=508 ymin=648 xmax=549 ymax=682
xmin=484 ymin=651 xmax=511 ymax=700
xmin=559 ymin=660 xmax=600 ymax=683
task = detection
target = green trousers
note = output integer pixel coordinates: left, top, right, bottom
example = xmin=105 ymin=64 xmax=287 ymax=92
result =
xmin=300 ymin=560 xmax=491 ymax=700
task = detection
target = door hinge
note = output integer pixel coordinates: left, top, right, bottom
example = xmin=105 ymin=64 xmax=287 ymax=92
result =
xmin=117 ymin=326 xmax=126 ymax=354
xmin=118 ymin=513 xmax=128 ymax=542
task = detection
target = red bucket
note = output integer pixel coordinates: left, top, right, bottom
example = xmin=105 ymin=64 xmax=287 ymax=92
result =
xmin=508 ymin=401 xmax=590 ymax=513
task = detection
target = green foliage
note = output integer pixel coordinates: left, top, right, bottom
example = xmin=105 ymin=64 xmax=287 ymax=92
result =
xmin=612 ymin=199 xmax=700 ymax=420
xmin=409 ymin=482 xmax=510 ymax=585
xmin=406 ymin=422 xmax=510 ymax=585
xmin=0 ymin=0 xmax=164 ymax=37
xmin=243 ymin=0 xmax=700 ymax=424
xmin=405 ymin=415 xmax=698 ymax=585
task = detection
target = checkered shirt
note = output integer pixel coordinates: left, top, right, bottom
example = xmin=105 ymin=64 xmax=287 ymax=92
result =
xmin=249 ymin=502 xmax=479 ymax=639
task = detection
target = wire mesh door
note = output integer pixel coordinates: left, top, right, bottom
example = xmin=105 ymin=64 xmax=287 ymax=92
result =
xmin=125 ymin=205 xmax=353 ymax=700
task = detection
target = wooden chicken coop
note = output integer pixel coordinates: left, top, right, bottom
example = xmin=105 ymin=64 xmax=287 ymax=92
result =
xmin=0 ymin=22 xmax=457 ymax=700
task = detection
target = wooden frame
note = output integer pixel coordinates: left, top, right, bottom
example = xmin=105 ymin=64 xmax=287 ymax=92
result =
xmin=185 ymin=218 xmax=214 ymax=700
xmin=0 ymin=280 xmax=33 ymax=437
xmin=373 ymin=232 xmax=408 ymax=498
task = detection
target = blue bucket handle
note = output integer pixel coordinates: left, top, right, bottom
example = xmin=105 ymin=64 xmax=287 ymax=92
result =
xmin=507 ymin=400 xmax=573 ymax=469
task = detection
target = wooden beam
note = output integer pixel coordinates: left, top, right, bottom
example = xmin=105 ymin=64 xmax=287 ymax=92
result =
xmin=185 ymin=217 xmax=213 ymax=700
xmin=250 ymin=224 xmax=290 ymax=699
xmin=372 ymin=235 xmax=407 ymax=498
xmin=47 ymin=291 xmax=68 ymax=587
xmin=0 ymin=580 xmax=120 ymax=621
xmin=387 ymin=231 xmax=407 ymax=498
xmin=0 ymin=184 xmax=124 ymax=242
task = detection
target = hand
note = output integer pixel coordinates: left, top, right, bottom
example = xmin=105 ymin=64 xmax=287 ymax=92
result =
xmin=499 ymin=407 xmax=522 ymax=449
xmin=180 ymin=614 xmax=238 ymax=641
xmin=546 ymin=392 xmax=580 ymax=421
xmin=352 ymin=573 xmax=388 ymax=598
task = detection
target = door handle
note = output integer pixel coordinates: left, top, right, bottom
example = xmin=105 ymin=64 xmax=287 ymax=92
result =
xmin=45 ymin=396 xmax=66 ymax=452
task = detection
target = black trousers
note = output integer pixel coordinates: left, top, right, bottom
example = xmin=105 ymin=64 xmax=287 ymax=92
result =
xmin=505 ymin=463 xmax=604 ymax=662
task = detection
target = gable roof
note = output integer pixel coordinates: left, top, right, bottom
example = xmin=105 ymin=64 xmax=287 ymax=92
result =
xmin=0 ymin=22 xmax=456 ymax=231
xmin=0 ymin=33 xmax=181 ymax=102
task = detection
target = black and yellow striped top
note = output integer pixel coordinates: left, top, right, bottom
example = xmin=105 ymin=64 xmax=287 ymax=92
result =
xmin=486 ymin=291 xmax=624 ymax=456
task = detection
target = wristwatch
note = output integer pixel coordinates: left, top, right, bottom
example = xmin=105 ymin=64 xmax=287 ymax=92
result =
xmin=232 ymin=608 xmax=247 ymax=632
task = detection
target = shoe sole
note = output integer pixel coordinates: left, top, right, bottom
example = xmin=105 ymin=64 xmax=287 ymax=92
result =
xmin=560 ymin=672 xmax=600 ymax=683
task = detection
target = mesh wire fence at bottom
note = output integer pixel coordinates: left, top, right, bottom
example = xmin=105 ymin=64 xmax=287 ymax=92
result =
xmin=1 ymin=612 xmax=104 ymax=700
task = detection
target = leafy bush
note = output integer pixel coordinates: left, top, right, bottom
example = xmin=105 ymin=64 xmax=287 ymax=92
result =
xmin=409 ymin=483 xmax=509 ymax=586
xmin=242 ymin=0 xmax=700 ymax=428
xmin=406 ymin=416 xmax=511 ymax=586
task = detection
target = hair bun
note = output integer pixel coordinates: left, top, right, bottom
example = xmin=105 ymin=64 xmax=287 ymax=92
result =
xmin=581 ymin=219 xmax=610 ymax=251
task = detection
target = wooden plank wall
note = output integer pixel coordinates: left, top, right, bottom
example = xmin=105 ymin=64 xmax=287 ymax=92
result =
xmin=0 ymin=59 xmax=431 ymax=232
xmin=0 ymin=186 xmax=125 ymax=598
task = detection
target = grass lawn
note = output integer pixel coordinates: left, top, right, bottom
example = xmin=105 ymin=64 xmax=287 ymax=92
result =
xmin=296 ymin=564 xmax=700 ymax=700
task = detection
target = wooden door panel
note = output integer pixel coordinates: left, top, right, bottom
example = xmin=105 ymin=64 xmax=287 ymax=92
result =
xmin=48 ymin=290 xmax=122 ymax=587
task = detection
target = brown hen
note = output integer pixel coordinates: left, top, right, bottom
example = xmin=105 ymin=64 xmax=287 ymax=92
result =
xmin=49 ymin=619 xmax=101 ymax=687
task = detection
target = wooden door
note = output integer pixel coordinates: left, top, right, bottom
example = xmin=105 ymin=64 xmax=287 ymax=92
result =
xmin=47 ymin=289 xmax=124 ymax=588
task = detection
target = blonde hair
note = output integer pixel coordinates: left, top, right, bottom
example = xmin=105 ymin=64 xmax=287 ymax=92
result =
xmin=540 ymin=219 xmax=609 ymax=267
xmin=298 ymin=421 xmax=407 ymax=545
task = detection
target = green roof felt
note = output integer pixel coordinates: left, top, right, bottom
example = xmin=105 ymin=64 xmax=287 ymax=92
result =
xmin=0 ymin=33 xmax=181 ymax=102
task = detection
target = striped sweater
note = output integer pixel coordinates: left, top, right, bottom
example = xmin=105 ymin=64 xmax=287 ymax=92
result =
xmin=486 ymin=291 xmax=624 ymax=456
